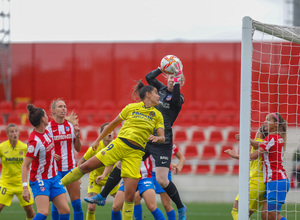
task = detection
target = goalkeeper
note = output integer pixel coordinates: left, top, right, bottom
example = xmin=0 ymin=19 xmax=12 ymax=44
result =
xmin=225 ymin=125 xmax=268 ymax=219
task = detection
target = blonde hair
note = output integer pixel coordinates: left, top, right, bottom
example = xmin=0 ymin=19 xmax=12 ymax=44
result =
xmin=51 ymin=98 xmax=79 ymax=126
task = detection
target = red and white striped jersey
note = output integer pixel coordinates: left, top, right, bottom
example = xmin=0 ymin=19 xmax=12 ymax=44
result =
xmin=149 ymin=143 xmax=179 ymax=172
xmin=26 ymin=129 xmax=57 ymax=182
xmin=47 ymin=120 xmax=76 ymax=171
xmin=140 ymin=158 xmax=153 ymax=179
xmin=260 ymin=134 xmax=288 ymax=183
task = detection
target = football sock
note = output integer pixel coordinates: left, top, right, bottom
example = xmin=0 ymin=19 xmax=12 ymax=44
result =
xmin=151 ymin=208 xmax=165 ymax=220
xmin=61 ymin=167 xmax=84 ymax=187
xmin=86 ymin=210 xmax=95 ymax=220
xmin=134 ymin=204 xmax=143 ymax=220
xmin=111 ymin=210 xmax=122 ymax=220
xmin=100 ymin=166 xmax=121 ymax=198
xmin=163 ymin=181 xmax=183 ymax=209
xmin=59 ymin=213 xmax=70 ymax=220
xmin=33 ymin=213 xmax=47 ymax=220
xmin=51 ymin=204 xmax=59 ymax=220
xmin=231 ymin=208 xmax=238 ymax=220
xmin=72 ymin=199 xmax=84 ymax=220
xmin=122 ymin=201 xmax=135 ymax=220
xmin=166 ymin=209 xmax=176 ymax=220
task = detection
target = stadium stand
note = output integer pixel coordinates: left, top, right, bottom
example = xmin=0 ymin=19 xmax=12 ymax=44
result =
xmin=174 ymin=130 xmax=188 ymax=142
xmin=195 ymin=164 xmax=211 ymax=175
xmin=191 ymin=130 xmax=205 ymax=143
xmin=201 ymin=145 xmax=217 ymax=159
xmin=184 ymin=145 xmax=199 ymax=159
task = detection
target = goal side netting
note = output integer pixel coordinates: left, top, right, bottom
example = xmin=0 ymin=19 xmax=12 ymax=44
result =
xmin=239 ymin=16 xmax=300 ymax=219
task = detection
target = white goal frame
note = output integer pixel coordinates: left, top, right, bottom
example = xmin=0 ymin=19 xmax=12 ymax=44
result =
xmin=239 ymin=16 xmax=300 ymax=219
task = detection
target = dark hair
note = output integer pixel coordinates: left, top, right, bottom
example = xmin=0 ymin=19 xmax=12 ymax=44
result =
xmin=132 ymin=80 xmax=155 ymax=101
xmin=258 ymin=125 xmax=268 ymax=139
xmin=100 ymin=122 xmax=109 ymax=133
xmin=27 ymin=104 xmax=45 ymax=127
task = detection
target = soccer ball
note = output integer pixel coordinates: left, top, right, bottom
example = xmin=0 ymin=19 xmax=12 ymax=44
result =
xmin=160 ymin=55 xmax=183 ymax=75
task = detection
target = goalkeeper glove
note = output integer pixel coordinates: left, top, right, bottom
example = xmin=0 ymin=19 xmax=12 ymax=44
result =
xmin=173 ymin=62 xmax=182 ymax=84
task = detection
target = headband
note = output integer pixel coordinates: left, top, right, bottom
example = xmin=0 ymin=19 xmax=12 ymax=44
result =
xmin=271 ymin=113 xmax=279 ymax=122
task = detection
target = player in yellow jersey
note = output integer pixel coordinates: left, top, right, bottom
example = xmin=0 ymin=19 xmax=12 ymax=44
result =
xmin=225 ymin=125 xmax=268 ymax=219
xmin=61 ymin=80 xmax=165 ymax=220
xmin=77 ymin=123 xmax=119 ymax=220
xmin=0 ymin=124 xmax=35 ymax=219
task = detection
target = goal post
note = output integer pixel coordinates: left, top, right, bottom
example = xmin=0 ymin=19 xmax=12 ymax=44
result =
xmin=239 ymin=16 xmax=300 ymax=219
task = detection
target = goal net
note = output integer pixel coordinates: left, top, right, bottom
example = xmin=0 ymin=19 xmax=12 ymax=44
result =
xmin=239 ymin=17 xmax=300 ymax=219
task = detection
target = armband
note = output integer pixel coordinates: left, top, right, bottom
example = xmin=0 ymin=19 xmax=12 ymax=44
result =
xmin=22 ymin=182 xmax=28 ymax=187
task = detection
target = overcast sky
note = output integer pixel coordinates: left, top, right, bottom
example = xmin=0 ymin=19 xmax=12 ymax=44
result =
xmin=9 ymin=0 xmax=286 ymax=42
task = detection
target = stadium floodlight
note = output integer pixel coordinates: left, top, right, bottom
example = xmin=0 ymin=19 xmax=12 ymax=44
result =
xmin=240 ymin=16 xmax=300 ymax=219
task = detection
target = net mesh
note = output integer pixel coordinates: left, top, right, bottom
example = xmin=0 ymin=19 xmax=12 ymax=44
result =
xmin=249 ymin=19 xmax=300 ymax=219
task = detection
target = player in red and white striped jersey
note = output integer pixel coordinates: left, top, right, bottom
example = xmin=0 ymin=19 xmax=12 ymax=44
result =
xmin=250 ymin=113 xmax=289 ymax=220
xmin=21 ymin=104 xmax=70 ymax=220
xmin=47 ymin=99 xmax=83 ymax=220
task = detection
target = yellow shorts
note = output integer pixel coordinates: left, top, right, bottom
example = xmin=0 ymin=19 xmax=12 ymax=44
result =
xmin=0 ymin=181 xmax=34 ymax=207
xmin=87 ymin=180 xmax=119 ymax=196
xmin=95 ymin=138 xmax=145 ymax=179
xmin=235 ymin=179 xmax=265 ymax=212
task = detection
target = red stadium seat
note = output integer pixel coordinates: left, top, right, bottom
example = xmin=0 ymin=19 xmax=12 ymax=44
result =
xmin=7 ymin=113 xmax=21 ymax=125
xmin=0 ymin=100 xmax=13 ymax=115
xmin=208 ymin=130 xmax=223 ymax=143
xmin=14 ymin=102 xmax=29 ymax=115
xmin=92 ymin=114 xmax=108 ymax=127
xmin=174 ymin=130 xmax=187 ymax=142
xmin=82 ymin=100 xmax=100 ymax=117
xmin=184 ymin=145 xmax=199 ymax=159
xmin=0 ymin=130 xmax=7 ymax=142
xmin=67 ymin=100 xmax=82 ymax=113
xmin=227 ymin=130 xmax=239 ymax=143
xmin=85 ymin=130 xmax=99 ymax=142
xmin=213 ymin=164 xmax=229 ymax=175
xmin=201 ymin=145 xmax=217 ymax=159
xmin=175 ymin=114 xmax=195 ymax=127
xmin=191 ymin=130 xmax=205 ymax=143
xmin=19 ymin=130 xmax=29 ymax=142
xmin=180 ymin=165 xmax=192 ymax=174
xmin=196 ymin=113 xmax=214 ymax=127
xmin=218 ymin=145 xmax=234 ymax=160
xmin=33 ymin=99 xmax=49 ymax=110
xmin=78 ymin=114 xmax=91 ymax=127
xmin=232 ymin=164 xmax=239 ymax=175
xmin=195 ymin=164 xmax=211 ymax=174
xmin=0 ymin=116 xmax=5 ymax=125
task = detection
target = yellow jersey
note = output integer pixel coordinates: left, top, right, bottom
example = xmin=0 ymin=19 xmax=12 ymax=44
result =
xmin=84 ymin=141 xmax=113 ymax=185
xmin=0 ymin=140 xmax=28 ymax=184
xmin=249 ymin=138 xmax=264 ymax=182
xmin=118 ymin=102 xmax=164 ymax=148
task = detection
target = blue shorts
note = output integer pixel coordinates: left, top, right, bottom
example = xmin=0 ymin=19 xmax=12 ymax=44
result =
xmin=57 ymin=170 xmax=71 ymax=179
xmin=30 ymin=175 xmax=66 ymax=201
xmin=118 ymin=178 xmax=155 ymax=196
xmin=265 ymin=179 xmax=290 ymax=211
xmin=152 ymin=171 xmax=172 ymax=194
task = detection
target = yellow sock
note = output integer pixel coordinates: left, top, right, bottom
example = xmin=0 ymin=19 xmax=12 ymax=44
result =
xmin=61 ymin=166 xmax=84 ymax=186
xmin=231 ymin=208 xmax=238 ymax=220
xmin=86 ymin=210 xmax=95 ymax=220
xmin=122 ymin=201 xmax=134 ymax=220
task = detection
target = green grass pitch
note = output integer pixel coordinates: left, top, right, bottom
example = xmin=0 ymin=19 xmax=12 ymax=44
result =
xmin=1 ymin=202 xmax=299 ymax=219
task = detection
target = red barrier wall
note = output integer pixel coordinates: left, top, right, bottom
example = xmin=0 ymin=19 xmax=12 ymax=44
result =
xmin=8 ymin=42 xmax=241 ymax=108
